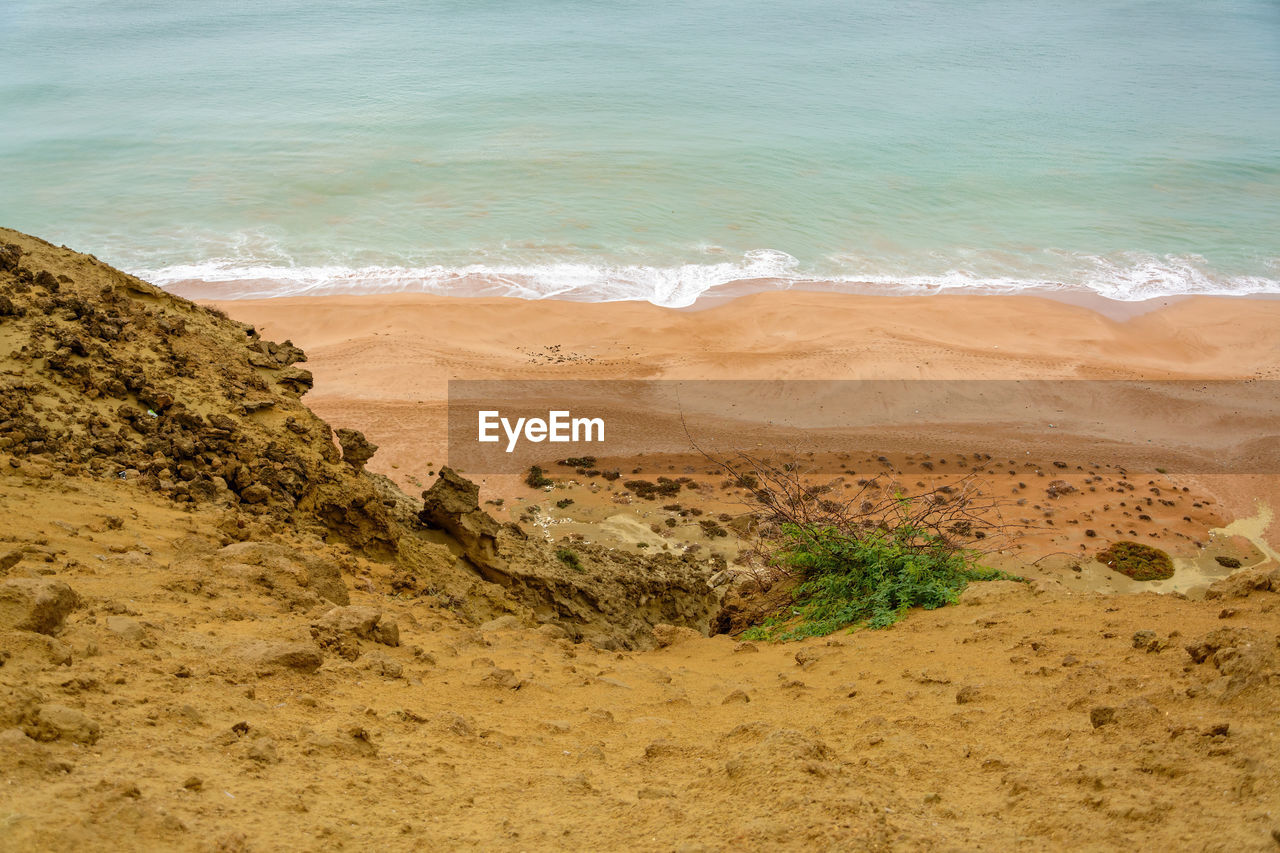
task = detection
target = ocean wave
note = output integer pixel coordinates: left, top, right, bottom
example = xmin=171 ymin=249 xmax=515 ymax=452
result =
xmin=137 ymin=250 xmax=1280 ymax=308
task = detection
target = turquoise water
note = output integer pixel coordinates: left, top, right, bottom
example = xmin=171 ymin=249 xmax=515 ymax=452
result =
xmin=2 ymin=0 xmax=1278 ymax=305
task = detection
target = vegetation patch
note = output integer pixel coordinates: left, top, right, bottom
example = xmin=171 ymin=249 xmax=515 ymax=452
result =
xmin=1097 ymin=541 xmax=1174 ymax=581
xmin=698 ymin=451 xmax=1027 ymax=642
xmin=554 ymin=547 xmax=582 ymax=572
xmin=743 ymin=523 xmax=1018 ymax=641
xmin=624 ymin=477 xmax=681 ymax=500
xmin=525 ymin=466 xmax=553 ymax=489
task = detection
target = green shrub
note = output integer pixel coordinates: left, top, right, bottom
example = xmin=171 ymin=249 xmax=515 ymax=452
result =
xmin=557 ymin=456 xmax=597 ymax=468
xmin=555 ymin=498 xmax=574 ymax=509
xmin=525 ymin=466 xmax=552 ymax=488
xmin=1097 ymin=541 xmax=1174 ymax=580
xmin=743 ymin=523 xmax=1017 ymax=641
xmin=698 ymin=519 xmax=729 ymax=538
xmin=554 ymin=547 xmax=582 ymax=572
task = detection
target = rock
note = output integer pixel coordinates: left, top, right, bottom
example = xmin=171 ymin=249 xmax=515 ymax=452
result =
xmin=310 ymin=606 xmax=399 ymax=662
xmin=794 ymin=647 xmax=822 ymax=667
xmin=1205 ymin=566 xmax=1280 ymax=600
xmin=24 ymin=703 xmax=101 ymax=744
xmin=1184 ymin=627 xmax=1250 ymax=664
xmin=240 ymin=484 xmax=271 ymax=505
xmin=277 ymin=366 xmax=314 ymax=395
xmin=362 ymin=653 xmax=403 ymax=679
xmin=105 ymin=614 xmax=146 ymax=643
xmin=955 ymin=685 xmax=982 ymax=704
xmin=212 ymin=541 xmax=349 ymax=607
xmin=481 ymin=667 xmax=521 ymax=689
xmin=913 ymin=669 xmax=952 ymax=685
xmin=0 ymin=550 xmax=22 ymax=574
xmin=183 ymin=776 xmax=203 ymax=791
xmin=0 ymin=727 xmax=53 ymax=774
xmin=1089 ymin=706 xmax=1116 ymax=729
xmin=479 ymin=614 xmax=522 ymax=633
xmin=1132 ymin=629 xmax=1157 ymax=649
xmin=0 ymin=578 xmax=80 ymax=635
xmin=241 ymin=641 xmax=323 ymax=674
xmin=652 ymin=623 xmax=701 ymax=648
xmin=418 ymin=468 xmax=504 ymax=571
xmin=335 ymin=428 xmax=377 ymax=470
xmin=246 ymin=737 xmax=279 ymax=764
xmin=206 ymin=413 xmax=237 ymax=432
xmin=722 ymin=689 xmax=751 ymax=705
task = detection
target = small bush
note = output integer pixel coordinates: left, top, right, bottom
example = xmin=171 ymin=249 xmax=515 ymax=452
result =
xmin=1097 ymin=541 xmax=1174 ymax=580
xmin=525 ymin=466 xmax=552 ymax=489
xmin=698 ymin=519 xmax=729 ymax=538
xmin=743 ymin=524 xmax=1018 ymax=641
xmin=555 ymin=498 xmax=574 ymax=509
xmin=555 ymin=547 xmax=582 ymax=572
xmin=558 ymin=456 xmax=597 ymax=468
xmin=624 ymin=478 xmax=679 ymax=500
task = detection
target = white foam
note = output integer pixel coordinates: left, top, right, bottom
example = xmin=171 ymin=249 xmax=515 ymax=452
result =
xmin=136 ymin=249 xmax=1280 ymax=308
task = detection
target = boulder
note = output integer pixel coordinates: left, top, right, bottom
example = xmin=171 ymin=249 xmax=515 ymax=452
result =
xmin=335 ymin=428 xmax=377 ymax=470
xmin=652 ymin=623 xmax=702 ymax=648
xmin=310 ymin=606 xmax=399 ymax=661
xmin=0 ymin=579 xmax=80 ymax=634
xmin=419 ymin=467 xmax=504 ymax=573
xmin=23 ymin=703 xmax=101 ymax=744
xmin=240 ymin=641 xmax=323 ymax=674
xmin=1205 ymin=566 xmax=1280 ymax=600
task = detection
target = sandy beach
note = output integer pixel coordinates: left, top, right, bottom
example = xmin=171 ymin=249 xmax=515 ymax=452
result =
xmin=219 ymin=290 xmax=1280 ymax=518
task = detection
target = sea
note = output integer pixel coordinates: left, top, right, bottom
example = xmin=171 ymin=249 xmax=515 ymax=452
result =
xmin=2 ymin=0 xmax=1278 ymax=307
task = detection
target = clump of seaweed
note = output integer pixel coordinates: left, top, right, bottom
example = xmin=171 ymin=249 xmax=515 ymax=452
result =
xmin=1097 ymin=541 xmax=1174 ymax=581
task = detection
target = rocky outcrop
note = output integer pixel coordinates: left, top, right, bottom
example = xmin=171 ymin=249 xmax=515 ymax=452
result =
xmin=0 ymin=230 xmax=394 ymax=550
xmin=336 ymin=428 xmax=377 ymax=470
xmin=417 ymin=467 xmax=720 ymax=649
xmin=1184 ymin=627 xmax=1280 ymax=700
xmin=419 ymin=467 xmax=507 ymax=575
xmin=310 ymin=606 xmax=400 ymax=660
xmin=1205 ymin=566 xmax=1280 ymax=600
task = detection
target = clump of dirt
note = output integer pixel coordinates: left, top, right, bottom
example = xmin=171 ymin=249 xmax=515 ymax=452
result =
xmin=1098 ymin=540 xmax=1175 ymax=580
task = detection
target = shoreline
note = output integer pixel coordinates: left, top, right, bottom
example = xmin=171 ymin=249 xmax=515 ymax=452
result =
xmin=172 ymin=270 xmax=1280 ymax=319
